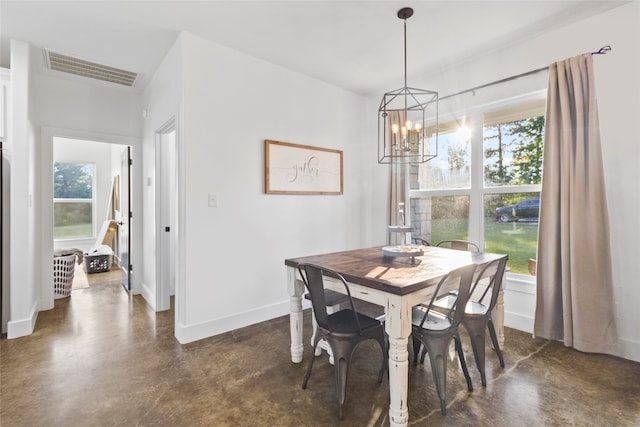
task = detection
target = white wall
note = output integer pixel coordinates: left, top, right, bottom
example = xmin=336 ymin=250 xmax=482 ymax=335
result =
xmin=592 ymin=3 xmax=640 ymax=363
xmin=6 ymin=40 xmax=38 ymax=338
xmin=141 ymin=32 xmax=381 ymax=343
xmin=1 ymin=67 xmax=10 ymax=334
xmin=408 ymin=2 xmax=639 ymax=361
xmin=141 ymin=36 xmax=182 ymax=311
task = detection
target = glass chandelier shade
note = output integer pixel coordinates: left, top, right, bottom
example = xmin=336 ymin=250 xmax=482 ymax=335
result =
xmin=378 ymin=7 xmax=438 ymax=164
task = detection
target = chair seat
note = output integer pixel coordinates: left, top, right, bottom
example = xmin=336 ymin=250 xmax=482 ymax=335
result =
xmin=326 ymin=309 xmax=382 ymax=334
xmin=411 ymin=306 xmax=452 ymax=331
xmin=433 ymin=295 xmax=489 ymax=316
xmin=304 ymin=289 xmax=350 ymax=306
xmin=464 ymin=300 xmax=489 ymax=316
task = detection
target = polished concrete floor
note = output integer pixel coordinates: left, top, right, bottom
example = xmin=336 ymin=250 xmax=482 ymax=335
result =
xmin=2 ymin=274 xmax=639 ymax=426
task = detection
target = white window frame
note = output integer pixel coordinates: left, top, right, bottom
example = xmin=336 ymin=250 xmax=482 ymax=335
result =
xmin=410 ymin=90 xmax=545 ymax=278
xmin=53 ymin=162 xmax=96 ymax=241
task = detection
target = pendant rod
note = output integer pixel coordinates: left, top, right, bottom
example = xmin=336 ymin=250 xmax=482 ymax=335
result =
xmin=403 ymin=18 xmax=407 ymax=89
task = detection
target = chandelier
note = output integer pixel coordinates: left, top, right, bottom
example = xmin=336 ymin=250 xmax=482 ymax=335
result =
xmin=378 ymin=7 xmax=438 ymax=164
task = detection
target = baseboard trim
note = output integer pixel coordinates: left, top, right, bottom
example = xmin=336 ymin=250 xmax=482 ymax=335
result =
xmin=175 ymin=300 xmax=290 ymax=344
xmin=7 ymin=302 xmax=38 ymax=338
xmin=140 ymin=282 xmax=156 ymax=311
xmin=619 ymin=336 xmax=640 ymax=363
xmin=504 ymin=310 xmax=534 ymax=334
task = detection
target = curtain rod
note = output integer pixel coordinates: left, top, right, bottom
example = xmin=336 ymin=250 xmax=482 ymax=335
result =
xmin=440 ymin=45 xmax=612 ymax=101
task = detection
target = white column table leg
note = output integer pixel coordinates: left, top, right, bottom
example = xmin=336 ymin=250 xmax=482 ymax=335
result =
xmin=385 ymin=296 xmax=411 ymax=427
xmin=495 ymin=281 xmax=505 ymax=348
xmin=287 ymin=267 xmax=304 ymax=363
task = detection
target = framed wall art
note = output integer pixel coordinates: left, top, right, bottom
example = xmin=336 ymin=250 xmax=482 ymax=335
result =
xmin=264 ymin=140 xmax=343 ymax=195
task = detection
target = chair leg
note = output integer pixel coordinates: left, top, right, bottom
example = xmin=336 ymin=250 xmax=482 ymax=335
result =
xmin=412 ymin=336 xmax=422 ymax=364
xmin=310 ymin=310 xmax=322 ymax=356
xmin=335 ymin=355 xmax=348 ymax=420
xmin=332 ymin=339 xmax=359 ymax=421
xmin=376 ymin=334 xmax=388 ymax=383
xmin=454 ymin=334 xmax=473 ymax=392
xmin=418 ymin=334 xmax=451 ymax=415
xmin=302 ymin=338 xmax=321 ymax=389
xmin=420 ymin=345 xmax=427 ymax=364
xmin=464 ymin=320 xmax=488 ymax=387
xmin=488 ymin=319 xmax=505 ymax=368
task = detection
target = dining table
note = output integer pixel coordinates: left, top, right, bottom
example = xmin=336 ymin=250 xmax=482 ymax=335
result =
xmin=285 ymin=245 xmax=508 ymax=427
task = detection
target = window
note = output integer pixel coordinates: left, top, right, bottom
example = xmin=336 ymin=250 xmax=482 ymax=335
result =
xmin=54 ymin=162 xmax=95 ymax=239
xmin=410 ymin=93 xmax=545 ymax=274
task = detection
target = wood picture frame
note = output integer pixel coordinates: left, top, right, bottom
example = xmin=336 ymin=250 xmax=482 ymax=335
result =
xmin=265 ymin=140 xmax=343 ymax=195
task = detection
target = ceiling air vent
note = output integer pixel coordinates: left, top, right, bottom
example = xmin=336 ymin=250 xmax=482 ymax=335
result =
xmin=44 ymin=50 xmax=138 ymax=87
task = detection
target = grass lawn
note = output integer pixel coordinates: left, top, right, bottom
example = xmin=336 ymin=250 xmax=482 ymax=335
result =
xmin=431 ymin=218 xmax=538 ymax=274
xmin=54 ymin=224 xmax=93 ymax=239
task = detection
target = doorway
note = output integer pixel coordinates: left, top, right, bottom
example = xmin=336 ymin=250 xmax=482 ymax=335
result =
xmin=51 ymin=136 xmax=133 ymax=296
xmin=155 ymin=119 xmax=177 ymax=311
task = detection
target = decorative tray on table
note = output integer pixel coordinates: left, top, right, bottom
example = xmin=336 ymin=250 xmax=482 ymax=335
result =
xmin=381 ymin=245 xmax=424 ymax=259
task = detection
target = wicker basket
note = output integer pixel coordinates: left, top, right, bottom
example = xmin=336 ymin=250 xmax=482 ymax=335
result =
xmin=53 ymin=254 xmax=76 ymax=298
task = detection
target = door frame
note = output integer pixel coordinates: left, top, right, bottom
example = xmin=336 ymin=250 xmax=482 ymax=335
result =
xmin=40 ymin=127 xmax=141 ymax=309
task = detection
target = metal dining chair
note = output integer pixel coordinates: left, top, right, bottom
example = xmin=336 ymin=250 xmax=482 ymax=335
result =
xmin=411 ymin=264 xmax=476 ymax=415
xmin=298 ymin=263 xmax=387 ymax=420
xmin=434 ymin=256 xmax=508 ymax=387
xmin=414 ymin=239 xmax=481 ymax=363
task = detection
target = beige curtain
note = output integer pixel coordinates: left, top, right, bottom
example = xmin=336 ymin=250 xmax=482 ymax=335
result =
xmin=534 ymin=54 xmax=618 ymax=356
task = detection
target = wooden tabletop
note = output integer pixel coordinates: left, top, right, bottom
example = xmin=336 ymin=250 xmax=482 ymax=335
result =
xmin=285 ymin=246 xmax=507 ymax=296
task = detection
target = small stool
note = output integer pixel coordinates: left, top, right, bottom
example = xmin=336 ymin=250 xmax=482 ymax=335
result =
xmin=304 ymin=289 xmax=350 ymax=364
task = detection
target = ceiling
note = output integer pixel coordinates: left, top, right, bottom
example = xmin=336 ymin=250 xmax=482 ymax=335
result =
xmin=0 ymin=1 xmax=628 ymax=96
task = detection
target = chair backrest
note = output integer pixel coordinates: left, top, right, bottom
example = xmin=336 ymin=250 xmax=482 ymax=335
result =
xmin=297 ymin=263 xmax=361 ymax=332
xmin=468 ymin=257 xmax=508 ymax=313
xmin=436 ymin=240 xmax=480 ymax=252
xmin=412 ymin=237 xmax=431 ymax=246
xmin=416 ymin=264 xmax=476 ymax=330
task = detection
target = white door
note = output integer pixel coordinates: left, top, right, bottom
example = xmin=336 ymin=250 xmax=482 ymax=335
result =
xmin=118 ymin=146 xmax=132 ymax=291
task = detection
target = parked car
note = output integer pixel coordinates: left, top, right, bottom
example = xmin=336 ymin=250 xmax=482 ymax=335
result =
xmin=496 ymin=198 xmax=540 ymax=222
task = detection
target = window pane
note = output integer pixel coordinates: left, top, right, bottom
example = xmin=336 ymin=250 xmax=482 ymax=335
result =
xmin=411 ymin=195 xmax=470 ymax=245
xmin=53 ymin=161 xmax=94 ymax=240
xmin=54 ymin=201 xmax=93 ymax=239
xmin=484 ymin=192 xmax=540 ymax=274
xmin=54 ymin=162 xmax=93 ymax=199
xmin=483 ymin=116 xmax=544 ymax=187
xmin=416 ymin=127 xmax=470 ymax=190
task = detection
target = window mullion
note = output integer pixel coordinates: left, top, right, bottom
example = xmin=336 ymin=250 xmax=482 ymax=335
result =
xmin=469 ymin=111 xmax=484 ymax=249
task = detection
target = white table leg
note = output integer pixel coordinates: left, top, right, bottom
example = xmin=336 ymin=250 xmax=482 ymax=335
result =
xmin=495 ymin=283 xmax=505 ymax=348
xmin=287 ymin=267 xmax=304 ymax=363
xmin=385 ymin=297 xmax=411 ymax=427
xmin=314 ymin=305 xmax=341 ymax=364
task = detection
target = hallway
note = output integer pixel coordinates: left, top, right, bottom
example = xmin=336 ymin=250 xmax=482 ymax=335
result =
xmin=1 ymin=277 xmax=639 ymax=426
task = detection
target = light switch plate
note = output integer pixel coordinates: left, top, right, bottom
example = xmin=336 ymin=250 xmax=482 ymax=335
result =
xmin=208 ymin=193 xmax=218 ymax=207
